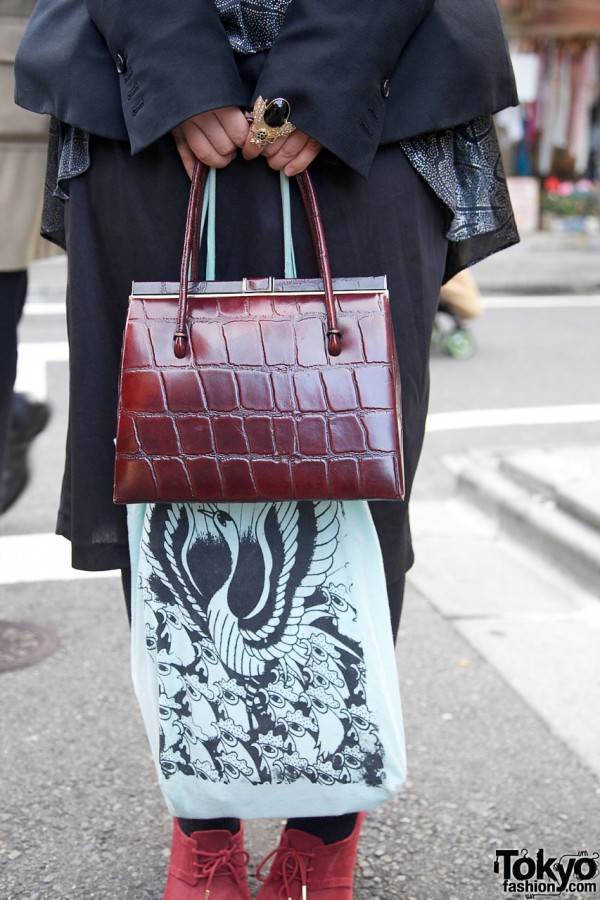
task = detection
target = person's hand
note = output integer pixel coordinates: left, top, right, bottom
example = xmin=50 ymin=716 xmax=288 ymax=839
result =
xmin=172 ymin=107 xmax=250 ymax=178
xmin=242 ymin=127 xmax=323 ymax=176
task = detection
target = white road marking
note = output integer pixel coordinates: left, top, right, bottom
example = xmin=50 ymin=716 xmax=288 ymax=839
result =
xmin=14 ymin=341 xmax=600 ymax=433
xmin=23 ymin=302 xmax=66 ymax=317
xmin=482 ymin=294 xmax=600 ymax=308
xmin=0 ymin=533 xmax=119 ymax=585
xmin=14 ymin=341 xmax=69 ymax=399
xmin=427 ymin=404 xmax=600 ymax=432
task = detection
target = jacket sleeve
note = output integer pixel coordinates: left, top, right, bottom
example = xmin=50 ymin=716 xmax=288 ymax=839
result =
xmin=254 ymin=0 xmax=436 ymax=176
xmin=84 ymin=0 xmax=248 ymax=153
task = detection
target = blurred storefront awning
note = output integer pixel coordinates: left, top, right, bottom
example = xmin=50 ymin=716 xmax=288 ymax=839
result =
xmin=499 ymin=0 xmax=600 ymax=37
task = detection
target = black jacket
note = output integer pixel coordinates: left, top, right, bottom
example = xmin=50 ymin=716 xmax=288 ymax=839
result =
xmin=15 ymin=0 xmax=517 ymax=176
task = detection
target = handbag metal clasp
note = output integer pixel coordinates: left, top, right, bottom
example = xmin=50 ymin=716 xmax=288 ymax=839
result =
xmin=242 ymin=277 xmax=274 ymax=293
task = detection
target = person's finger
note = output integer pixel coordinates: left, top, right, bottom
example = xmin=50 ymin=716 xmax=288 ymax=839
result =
xmin=281 ymin=139 xmax=323 ymax=177
xmin=214 ymin=107 xmax=251 ymax=148
xmin=179 ymin=120 xmax=236 ymax=169
xmin=264 ymin=133 xmax=311 ymax=170
xmin=261 ymin=129 xmax=308 ymax=160
xmin=194 ymin=112 xmax=238 ymax=157
xmin=263 ymin=131 xmax=322 ymax=175
xmin=241 ymin=130 xmax=264 ymax=160
xmin=243 ymin=128 xmax=314 ymax=164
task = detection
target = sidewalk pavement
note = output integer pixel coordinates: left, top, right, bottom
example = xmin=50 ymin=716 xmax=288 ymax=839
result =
xmin=472 ymin=231 xmax=600 ymax=295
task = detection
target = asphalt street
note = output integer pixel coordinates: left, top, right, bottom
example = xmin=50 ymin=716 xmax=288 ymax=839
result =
xmin=0 ymin=255 xmax=599 ymax=899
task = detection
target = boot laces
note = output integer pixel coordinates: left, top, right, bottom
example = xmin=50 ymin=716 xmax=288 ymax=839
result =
xmin=193 ymin=843 xmax=250 ymax=900
xmin=256 ymin=845 xmax=314 ymax=900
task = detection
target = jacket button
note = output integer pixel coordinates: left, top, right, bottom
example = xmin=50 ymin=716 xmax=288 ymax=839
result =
xmin=116 ymin=53 xmax=127 ymax=74
xmin=380 ymin=79 xmax=390 ymax=99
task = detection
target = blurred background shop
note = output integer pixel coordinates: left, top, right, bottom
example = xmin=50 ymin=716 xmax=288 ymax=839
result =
xmin=497 ymin=0 xmax=600 ymax=236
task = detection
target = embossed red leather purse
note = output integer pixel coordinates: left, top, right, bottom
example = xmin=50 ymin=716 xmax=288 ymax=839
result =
xmin=113 ymin=163 xmax=404 ymax=504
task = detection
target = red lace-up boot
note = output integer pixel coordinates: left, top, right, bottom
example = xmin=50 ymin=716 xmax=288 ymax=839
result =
xmin=163 ymin=819 xmax=251 ymax=900
xmin=256 ymin=813 xmax=366 ymax=900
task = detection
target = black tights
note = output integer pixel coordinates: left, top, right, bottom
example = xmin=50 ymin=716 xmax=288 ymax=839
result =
xmin=176 ymin=813 xmax=358 ymax=844
xmin=121 ymin=565 xmax=403 ymax=844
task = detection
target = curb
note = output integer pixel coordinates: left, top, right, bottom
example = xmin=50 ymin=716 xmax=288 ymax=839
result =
xmin=499 ymin=455 xmax=600 ymax=533
xmin=444 ymin=451 xmax=600 ymax=596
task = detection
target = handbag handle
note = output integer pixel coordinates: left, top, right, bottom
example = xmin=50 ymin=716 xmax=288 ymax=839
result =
xmin=173 ymin=161 xmax=342 ymax=359
xmin=190 ymin=169 xmax=296 ymax=282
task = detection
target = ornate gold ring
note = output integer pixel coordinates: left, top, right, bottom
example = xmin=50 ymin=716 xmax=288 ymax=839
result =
xmin=249 ymin=96 xmax=296 ymax=149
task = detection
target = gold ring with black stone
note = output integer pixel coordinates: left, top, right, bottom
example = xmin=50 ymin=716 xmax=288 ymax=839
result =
xmin=249 ymin=96 xmax=296 ymax=148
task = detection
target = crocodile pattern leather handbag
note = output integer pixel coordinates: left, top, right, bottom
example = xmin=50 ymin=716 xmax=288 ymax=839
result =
xmin=113 ymin=163 xmax=404 ymax=504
